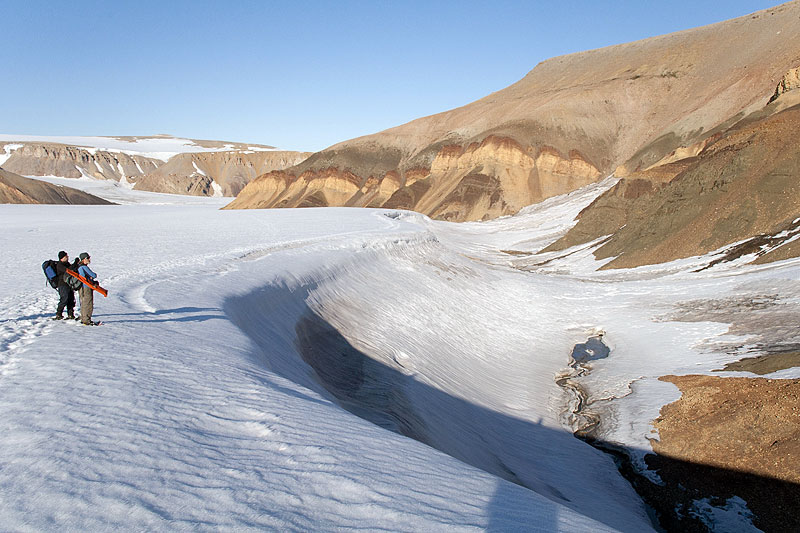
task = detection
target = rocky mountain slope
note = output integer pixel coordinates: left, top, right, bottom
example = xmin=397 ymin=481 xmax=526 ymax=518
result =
xmin=0 ymin=168 xmax=113 ymax=205
xmin=544 ymin=83 xmax=800 ymax=268
xmin=0 ymin=135 xmax=310 ymax=197
xmin=227 ymin=1 xmax=800 ymax=230
xmin=133 ymin=150 xmax=312 ymax=197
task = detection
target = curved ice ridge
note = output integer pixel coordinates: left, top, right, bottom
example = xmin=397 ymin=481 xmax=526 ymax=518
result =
xmin=225 ymin=226 xmax=653 ymax=532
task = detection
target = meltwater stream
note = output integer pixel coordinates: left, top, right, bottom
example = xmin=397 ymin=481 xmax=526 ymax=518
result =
xmin=556 ymin=334 xmax=610 ymax=438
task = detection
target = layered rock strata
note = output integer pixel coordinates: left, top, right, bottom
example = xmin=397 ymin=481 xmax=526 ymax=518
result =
xmin=545 ymin=78 xmax=800 ymax=269
xmin=133 ymin=151 xmax=312 ymax=197
xmin=225 ymin=137 xmax=601 ymax=219
xmin=0 ymin=139 xmax=310 ymax=198
xmin=1 ymin=142 xmax=160 ymax=181
xmin=228 ymin=2 xmax=800 ymax=223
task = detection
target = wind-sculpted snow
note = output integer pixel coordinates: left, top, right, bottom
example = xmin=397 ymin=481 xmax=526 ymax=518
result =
xmin=225 ymin=229 xmax=652 ymax=531
xmin=0 ymin=195 xmax=628 ymax=531
xmin=2 ymin=181 xmax=798 ymax=530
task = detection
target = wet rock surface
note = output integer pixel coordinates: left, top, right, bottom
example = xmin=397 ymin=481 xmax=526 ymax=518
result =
xmin=558 ymin=330 xmax=800 ymax=532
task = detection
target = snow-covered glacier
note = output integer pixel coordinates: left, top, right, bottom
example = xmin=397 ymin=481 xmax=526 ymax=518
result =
xmin=2 ymin=178 xmax=797 ymax=530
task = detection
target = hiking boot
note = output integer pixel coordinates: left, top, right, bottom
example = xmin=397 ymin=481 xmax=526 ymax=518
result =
xmin=53 ymin=315 xmax=64 ymax=320
xmin=67 ymin=313 xmax=75 ymax=320
xmin=81 ymin=320 xmax=98 ymax=326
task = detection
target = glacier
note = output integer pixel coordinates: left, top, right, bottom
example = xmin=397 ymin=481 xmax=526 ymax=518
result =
xmin=1 ymin=177 xmax=797 ymax=531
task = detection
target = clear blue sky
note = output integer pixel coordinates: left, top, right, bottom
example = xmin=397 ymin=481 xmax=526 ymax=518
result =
xmin=2 ymin=0 xmax=783 ymax=152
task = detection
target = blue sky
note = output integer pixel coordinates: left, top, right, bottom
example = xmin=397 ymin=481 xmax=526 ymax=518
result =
xmin=3 ymin=1 xmax=782 ymax=151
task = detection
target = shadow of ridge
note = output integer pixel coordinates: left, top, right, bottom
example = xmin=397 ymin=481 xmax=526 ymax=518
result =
xmin=294 ymin=311 xmax=800 ymax=533
xmin=100 ymin=307 xmax=219 ymax=317
xmin=226 ymin=285 xmax=649 ymax=531
xmin=581 ymin=434 xmax=800 ymax=533
xmin=107 ymin=314 xmax=224 ymax=324
xmin=98 ymin=307 xmax=224 ymax=323
xmin=225 ymin=285 xmax=798 ymax=532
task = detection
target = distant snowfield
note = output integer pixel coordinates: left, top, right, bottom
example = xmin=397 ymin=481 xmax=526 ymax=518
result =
xmin=0 ymin=134 xmax=278 ymax=161
xmin=25 ymin=174 xmax=235 ymax=204
xmin=1 ymin=180 xmax=798 ymax=531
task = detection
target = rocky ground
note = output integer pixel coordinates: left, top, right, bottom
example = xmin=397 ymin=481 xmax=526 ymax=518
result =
xmin=647 ymin=374 xmax=800 ymax=532
xmin=0 ymin=168 xmax=113 ymax=205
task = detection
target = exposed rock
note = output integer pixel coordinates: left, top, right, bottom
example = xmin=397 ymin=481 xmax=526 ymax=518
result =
xmin=546 ymin=102 xmax=800 ymax=268
xmin=1 ymin=143 xmax=160 ymax=180
xmin=718 ymin=351 xmax=800 ymax=375
xmin=655 ymin=375 xmax=800 ymax=484
xmin=228 ymin=137 xmax=601 ymax=220
xmin=768 ymin=66 xmax=800 ymax=104
xmin=0 ymin=136 xmax=311 ymax=198
xmin=0 ymin=168 xmax=114 ymax=205
xmin=228 ymin=3 xmax=800 ymax=222
xmin=132 ymin=150 xmax=311 ymax=197
xmin=649 ymin=374 xmax=800 ymax=532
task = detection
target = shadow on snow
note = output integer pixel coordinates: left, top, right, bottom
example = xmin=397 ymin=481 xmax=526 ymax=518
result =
xmin=225 ymin=283 xmax=799 ymax=533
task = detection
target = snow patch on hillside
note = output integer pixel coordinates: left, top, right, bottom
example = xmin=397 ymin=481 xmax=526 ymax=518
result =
xmin=0 ymin=143 xmax=23 ymax=166
xmin=191 ymin=161 xmax=207 ymax=176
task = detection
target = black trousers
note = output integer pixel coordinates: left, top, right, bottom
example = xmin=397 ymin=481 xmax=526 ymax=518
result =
xmin=56 ymin=284 xmax=75 ymax=316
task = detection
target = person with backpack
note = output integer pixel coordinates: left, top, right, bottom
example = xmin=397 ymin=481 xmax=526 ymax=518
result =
xmin=76 ymin=252 xmax=99 ymax=326
xmin=53 ymin=250 xmax=78 ymax=320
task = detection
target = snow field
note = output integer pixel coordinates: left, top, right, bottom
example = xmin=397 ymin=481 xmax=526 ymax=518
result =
xmin=0 ymin=201 xmax=622 ymax=531
xmin=2 ymin=176 xmax=798 ymax=531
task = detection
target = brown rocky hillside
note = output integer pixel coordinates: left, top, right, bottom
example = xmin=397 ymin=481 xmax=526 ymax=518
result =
xmin=133 ymin=150 xmax=311 ymax=197
xmin=0 ymin=136 xmax=310 ymax=198
xmin=1 ymin=142 xmax=160 ymax=181
xmin=226 ymin=2 xmax=800 ymax=223
xmin=545 ymin=90 xmax=800 ymax=269
xmin=0 ymin=168 xmax=114 ymax=205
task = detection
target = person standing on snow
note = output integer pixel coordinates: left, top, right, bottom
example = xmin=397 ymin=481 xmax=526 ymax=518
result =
xmin=53 ymin=250 xmax=77 ymax=320
xmin=77 ymin=252 xmax=99 ymax=326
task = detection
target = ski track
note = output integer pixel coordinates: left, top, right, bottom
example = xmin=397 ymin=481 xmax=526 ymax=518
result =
xmin=0 ymin=291 xmax=63 ymax=376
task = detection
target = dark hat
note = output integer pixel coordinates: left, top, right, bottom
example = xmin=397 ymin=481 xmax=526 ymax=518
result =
xmin=79 ymin=252 xmax=90 ymax=261
xmin=58 ymin=250 xmax=68 ymax=260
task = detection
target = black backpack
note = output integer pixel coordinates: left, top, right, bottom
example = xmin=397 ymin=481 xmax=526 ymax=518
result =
xmin=65 ymin=271 xmax=83 ymax=290
xmin=42 ymin=259 xmax=59 ymax=289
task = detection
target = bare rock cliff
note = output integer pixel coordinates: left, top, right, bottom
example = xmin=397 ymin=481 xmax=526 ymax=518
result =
xmin=227 ymin=2 xmax=800 ymax=221
xmin=1 ymin=143 xmax=160 ymax=182
xmin=0 ymin=140 xmax=310 ymax=197
xmin=133 ymin=150 xmax=312 ymax=197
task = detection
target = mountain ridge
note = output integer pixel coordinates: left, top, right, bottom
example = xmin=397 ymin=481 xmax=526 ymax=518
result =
xmin=0 ymin=135 xmax=311 ymax=198
xmin=227 ymin=1 xmax=800 ymax=228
